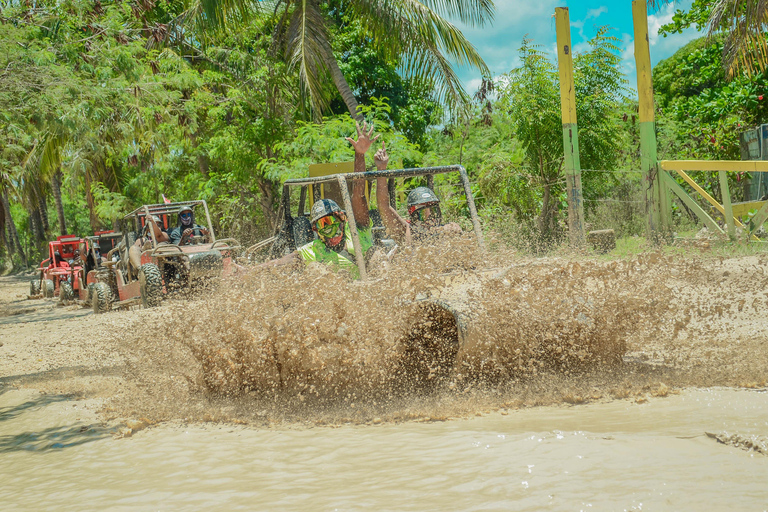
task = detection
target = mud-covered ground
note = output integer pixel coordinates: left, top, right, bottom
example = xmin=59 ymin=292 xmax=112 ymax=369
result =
xmin=2 ymin=240 xmax=768 ymax=431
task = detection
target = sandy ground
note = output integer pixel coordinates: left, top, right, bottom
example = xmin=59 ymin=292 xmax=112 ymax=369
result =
xmin=0 ymin=274 xmax=127 ymax=407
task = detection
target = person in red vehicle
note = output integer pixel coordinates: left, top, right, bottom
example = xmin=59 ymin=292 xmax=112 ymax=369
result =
xmin=129 ymin=215 xmax=169 ymax=277
xmin=169 ymin=206 xmax=209 ymax=245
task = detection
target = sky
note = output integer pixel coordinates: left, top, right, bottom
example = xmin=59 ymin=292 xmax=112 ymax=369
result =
xmin=454 ymin=0 xmax=701 ymax=97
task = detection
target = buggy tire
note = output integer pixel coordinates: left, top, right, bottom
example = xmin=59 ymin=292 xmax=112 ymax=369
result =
xmin=92 ymin=282 xmax=113 ymax=314
xmin=43 ymin=279 xmax=55 ymax=298
xmin=30 ymin=280 xmax=41 ymax=296
xmin=139 ymin=263 xmax=163 ymax=308
xmin=59 ymin=281 xmax=74 ymax=302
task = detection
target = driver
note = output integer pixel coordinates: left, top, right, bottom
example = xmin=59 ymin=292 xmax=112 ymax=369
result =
xmin=263 ymin=121 xmax=377 ymax=278
xmin=373 ymin=142 xmax=461 ymax=244
xmin=169 ymin=206 xmax=209 ymax=245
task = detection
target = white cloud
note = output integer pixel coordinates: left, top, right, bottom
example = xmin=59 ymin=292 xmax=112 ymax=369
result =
xmin=585 ymin=6 xmax=608 ymax=21
xmin=619 ymin=2 xmax=701 ymax=94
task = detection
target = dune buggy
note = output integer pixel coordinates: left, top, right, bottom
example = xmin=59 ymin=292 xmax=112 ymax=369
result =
xmin=89 ymin=200 xmax=241 ymax=313
xmin=244 ymin=165 xmax=486 ymax=387
xmin=31 ymin=235 xmax=89 ymax=303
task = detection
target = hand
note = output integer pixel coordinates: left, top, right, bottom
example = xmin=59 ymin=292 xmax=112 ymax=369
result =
xmin=180 ymin=228 xmax=193 ymax=245
xmin=345 ymin=120 xmax=380 ymax=157
xmin=374 ymin=141 xmax=389 ymax=171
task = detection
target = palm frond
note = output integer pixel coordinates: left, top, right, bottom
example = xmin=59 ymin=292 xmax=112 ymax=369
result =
xmin=357 ymin=0 xmax=490 ymax=73
xmin=285 ymin=0 xmax=332 ymax=115
xmin=710 ymin=0 xmax=768 ymax=77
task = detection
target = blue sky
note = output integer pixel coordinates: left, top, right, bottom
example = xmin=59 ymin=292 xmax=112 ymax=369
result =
xmin=454 ymin=0 xmax=701 ymax=97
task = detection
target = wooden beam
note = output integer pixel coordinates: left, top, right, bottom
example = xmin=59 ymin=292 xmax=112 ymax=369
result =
xmin=719 ymin=171 xmax=735 ymax=239
xmin=633 ymin=0 xmax=669 ymax=239
xmin=748 ymin=200 xmax=768 ymax=234
xmin=676 ymin=170 xmax=757 ymax=238
xmin=660 ymin=160 xmax=768 ymax=172
xmin=662 ymin=171 xmax=724 ymax=234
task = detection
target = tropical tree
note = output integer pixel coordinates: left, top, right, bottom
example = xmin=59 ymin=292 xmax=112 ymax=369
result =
xmin=268 ymin=0 xmax=494 ymax=119
xmin=656 ymin=0 xmax=768 ymax=77
xmin=495 ymin=30 xmax=629 ymax=244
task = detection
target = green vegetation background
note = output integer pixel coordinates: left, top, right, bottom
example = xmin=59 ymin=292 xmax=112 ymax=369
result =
xmin=2 ymin=0 xmax=767 ymax=270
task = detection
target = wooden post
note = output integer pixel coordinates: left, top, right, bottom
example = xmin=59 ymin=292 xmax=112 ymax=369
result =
xmin=555 ymin=7 xmax=585 ymax=247
xmin=632 ymin=0 xmax=669 ymax=242
xmin=719 ymin=171 xmax=736 ymax=239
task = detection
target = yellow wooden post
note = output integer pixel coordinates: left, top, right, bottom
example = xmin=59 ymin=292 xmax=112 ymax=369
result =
xmin=555 ymin=7 xmax=585 ymax=247
xmin=632 ymin=0 xmax=670 ymax=241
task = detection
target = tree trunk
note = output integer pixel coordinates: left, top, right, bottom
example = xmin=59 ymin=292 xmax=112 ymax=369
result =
xmin=257 ymin=178 xmax=279 ymax=232
xmin=85 ymin=174 xmax=101 ymax=233
xmin=52 ymin=170 xmax=67 ymax=235
xmin=2 ymin=191 xmax=27 ymax=267
xmin=321 ymin=45 xmax=362 ymax=121
xmin=37 ymin=185 xmax=49 ymax=233
xmin=30 ymin=206 xmax=44 ymax=244
xmin=537 ymin=183 xmax=551 ymax=238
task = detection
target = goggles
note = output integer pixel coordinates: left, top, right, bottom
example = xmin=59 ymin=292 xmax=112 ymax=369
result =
xmin=411 ymin=206 xmax=440 ymax=223
xmin=315 ymin=216 xmax=341 ymax=238
xmin=180 ymin=212 xmax=192 ymax=220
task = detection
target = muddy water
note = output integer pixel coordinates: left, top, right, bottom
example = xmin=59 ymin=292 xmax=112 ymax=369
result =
xmin=1 ymin=387 xmax=767 ymax=511
xmin=3 ymin=244 xmax=768 ymax=509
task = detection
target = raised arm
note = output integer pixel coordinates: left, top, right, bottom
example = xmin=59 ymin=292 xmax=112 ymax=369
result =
xmin=345 ymin=121 xmax=378 ymax=228
xmin=374 ymin=142 xmax=408 ymax=242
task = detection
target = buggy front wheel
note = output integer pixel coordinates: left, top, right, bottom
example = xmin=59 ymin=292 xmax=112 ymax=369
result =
xmin=92 ymin=282 xmax=113 ymax=314
xmin=139 ymin=263 xmax=163 ymax=308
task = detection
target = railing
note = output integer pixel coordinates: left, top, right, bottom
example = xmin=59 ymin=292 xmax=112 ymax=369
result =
xmin=659 ymin=160 xmax=768 ymax=239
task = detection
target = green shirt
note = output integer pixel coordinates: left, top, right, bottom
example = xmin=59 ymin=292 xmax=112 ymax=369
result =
xmin=297 ymin=222 xmax=372 ymax=278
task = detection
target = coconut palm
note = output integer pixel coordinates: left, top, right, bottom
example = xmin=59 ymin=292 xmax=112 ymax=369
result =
xmin=274 ymin=0 xmax=494 ymax=119
xmin=160 ymin=0 xmax=494 ymax=119
xmin=653 ymin=0 xmax=768 ymax=77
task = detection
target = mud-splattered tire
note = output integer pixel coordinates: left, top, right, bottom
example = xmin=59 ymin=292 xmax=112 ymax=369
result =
xmin=43 ymin=279 xmax=55 ymax=298
xmin=30 ymin=280 xmax=41 ymax=296
xmin=92 ymin=282 xmax=113 ymax=314
xmin=139 ymin=263 xmax=163 ymax=308
xmin=59 ymin=281 xmax=74 ymax=302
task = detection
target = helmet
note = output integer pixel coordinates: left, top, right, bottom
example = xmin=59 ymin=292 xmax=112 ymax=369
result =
xmin=407 ymin=187 xmax=440 ymax=215
xmin=310 ymin=199 xmax=343 ymax=224
xmin=178 ymin=205 xmax=194 ymax=226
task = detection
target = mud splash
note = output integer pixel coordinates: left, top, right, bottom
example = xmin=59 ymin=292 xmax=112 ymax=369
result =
xmin=105 ymin=241 xmax=768 ymax=425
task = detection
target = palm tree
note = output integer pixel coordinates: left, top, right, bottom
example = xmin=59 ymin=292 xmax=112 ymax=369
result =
xmin=653 ymin=0 xmax=768 ymax=77
xmin=274 ymin=0 xmax=494 ymax=119
xmin=159 ymin=0 xmax=494 ymax=119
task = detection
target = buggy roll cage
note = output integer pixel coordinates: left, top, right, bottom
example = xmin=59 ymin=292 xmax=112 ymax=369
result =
xmin=278 ymin=165 xmax=485 ymax=280
xmin=123 ymin=200 xmax=217 ymax=249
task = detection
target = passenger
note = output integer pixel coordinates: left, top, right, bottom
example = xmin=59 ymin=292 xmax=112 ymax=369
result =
xmin=264 ymin=122 xmax=377 ymax=277
xmin=373 ymin=142 xmax=462 ymax=244
xmin=169 ymin=206 xmax=209 ymax=245
xmin=129 ymin=215 xmax=169 ymax=277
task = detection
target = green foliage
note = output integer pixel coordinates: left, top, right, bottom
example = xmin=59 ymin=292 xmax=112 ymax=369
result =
xmin=493 ymin=29 xmax=630 ymax=244
xmin=654 ymin=35 xmax=768 ymax=202
xmin=657 ymin=0 xmax=713 ymax=36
